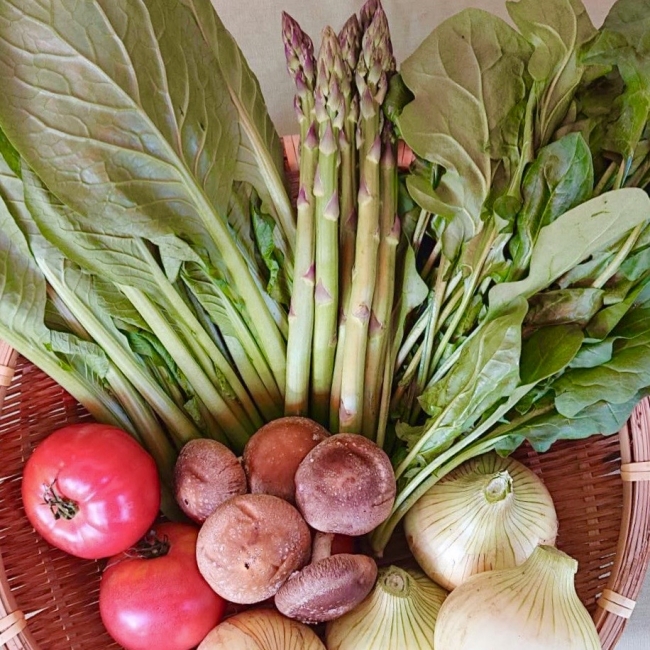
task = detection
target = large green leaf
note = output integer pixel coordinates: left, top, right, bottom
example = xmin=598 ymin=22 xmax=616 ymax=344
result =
xmin=519 ymin=323 xmax=584 ymax=383
xmin=489 ymin=188 xmax=650 ymax=312
xmin=398 ymin=9 xmax=531 ymax=254
xmin=180 ymin=0 xmax=294 ymax=247
xmin=0 ymin=156 xmax=133 ymax=429
xmin=0 ymin=0 xmax=286 ymax=387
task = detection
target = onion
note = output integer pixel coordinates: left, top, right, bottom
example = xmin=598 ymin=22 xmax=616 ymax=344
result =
xmin=325 ymin=565 xmax=447 ymax=650
xmin=404 ymin=452 xmax=557 ymax=590
xmin=197 ymin=608 xmax=325 ymax=649
xmin=434 ymin=545 xmax=600 ymax=649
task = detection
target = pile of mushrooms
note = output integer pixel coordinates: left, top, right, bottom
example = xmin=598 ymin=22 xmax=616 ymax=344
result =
xmin=173 ymin=416 xmax=396 ymax=625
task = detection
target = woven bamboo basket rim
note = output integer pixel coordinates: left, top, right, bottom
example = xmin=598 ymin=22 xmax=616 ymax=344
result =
xmin=1 ymin=136 xmax=650 ymax=649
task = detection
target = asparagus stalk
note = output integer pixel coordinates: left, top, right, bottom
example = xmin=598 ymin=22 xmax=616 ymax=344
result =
xmin=311 ymin=28 xmax=345 ymax=425
xmin=362 ymin=126 xmax=399 ymax=439
xmin=282 ymin=14 xmax=320 ymax=416
xmin=338 ymin=6 xmax=395 ymax=432
xmin=285 ymin=124 xmax=319 ymax=415
xmin=329 ymin=16 xmax=362 ymax=430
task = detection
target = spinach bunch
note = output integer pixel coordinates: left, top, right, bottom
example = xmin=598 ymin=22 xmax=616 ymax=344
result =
xmin=371 ymin=0 xmax=650 ymax=553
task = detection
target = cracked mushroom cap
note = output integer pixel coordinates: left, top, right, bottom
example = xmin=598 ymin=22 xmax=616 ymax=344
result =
xmin=196 ymin=494 xmax=311 ymax=604
xmin=274 ymin=553 xmax=378 ymax=623
xmin=295 ymin=433 xmax=396 ymax=536
xmin=243 ymin=416 xmax=330 ymax=503
xmin=174 ymin=439 xmax=247 ymax=523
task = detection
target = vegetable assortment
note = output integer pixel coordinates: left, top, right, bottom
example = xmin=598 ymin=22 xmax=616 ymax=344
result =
xmin=2 ymin=0 xmax=650 ymax=646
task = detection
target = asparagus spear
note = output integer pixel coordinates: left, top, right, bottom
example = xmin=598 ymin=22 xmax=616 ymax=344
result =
xmin=363 ymin=123 xmax=399 ymax=439
xmin=285 ymin=124 xmax=319 ymax=415
xmin=338 ymin=5 xmax=395 ymax=433
xmin=330 ymin=15 xmax=362 ymax=430
xmin=282 ymin=14 xmax=319 ymax=415
xmin=311 ymin=28 xmax=345 ymax=425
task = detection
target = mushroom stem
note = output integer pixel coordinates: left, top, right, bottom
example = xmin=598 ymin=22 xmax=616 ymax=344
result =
xmin=312 ymin=532 xmax=335 ymax=563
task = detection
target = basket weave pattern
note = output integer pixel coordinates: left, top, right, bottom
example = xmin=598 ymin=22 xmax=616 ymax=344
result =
xmin=1 ymin=138 xmax=650 ymax=649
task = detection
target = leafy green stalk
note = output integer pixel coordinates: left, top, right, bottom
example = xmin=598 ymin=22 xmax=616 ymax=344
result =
xmin=37 ymin=259 xmax=202 ymax=446
xmin=119 ymin=286 xmax=251 ymax=451
xmin=185 ymin=0 xmax=296 ymax=253
xmin=181 ymin=264 xmax=281 ymax=422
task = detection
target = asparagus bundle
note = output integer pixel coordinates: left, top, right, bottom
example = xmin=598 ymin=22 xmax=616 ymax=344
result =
xmin=282 ymin=0 xmax=399 ymax=431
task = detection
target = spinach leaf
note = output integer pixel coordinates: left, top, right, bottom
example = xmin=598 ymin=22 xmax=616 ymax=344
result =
xmin=583 ymin=0 xmax=650 ymax=159
xmin=412 ymin=297 xmax=527 ymax=458
xmin=553 ymin=301 xmax=650 ymax=416
xmin=509 ymin=133 xmax=594 ymax=278
xmin=525 ymin=288 xmax=603 ymax=328
xmin=398 ymin=9 xmax=531 ymax=257
xmin=489 ymin=188 xmax=650 ymax=312
xmin=496 ymin=393 xmax=641 ymax=453
xmin=519 ymin=323 xmax=584 ymax=383
xmin=507 ymin=0 xmax=597 ymax=147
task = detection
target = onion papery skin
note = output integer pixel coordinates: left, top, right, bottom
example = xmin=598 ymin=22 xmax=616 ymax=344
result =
xmin=197 ymin=608 xmax=325 ymax=649
xmin=434 ymin=545 xmax=601 ymax=650
xmin=404 ymin=452 xmax=557 ymax=590
xmin=325 ymin=565 xmax=447 ymax=650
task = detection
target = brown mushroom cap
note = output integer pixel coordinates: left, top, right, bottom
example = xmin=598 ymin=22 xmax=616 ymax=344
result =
xmin=243 ymin=416 xmax=330 ymax=503
xmin=274 ymin=553 xmax=378 ymax=624
xmin=196 ymin=494 xmax=311 ymax=604
xmin=173 ymin=438 xmax=247 ymax=523
xmin=295 ymin=433 xmax=396 ymax=536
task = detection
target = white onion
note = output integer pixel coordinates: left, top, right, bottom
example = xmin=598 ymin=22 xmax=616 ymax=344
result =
xmin=404 ymin=452 xmax=557 ymax=590
xmin=434 ymin=545 xmax=600 ymax=650
xmin=326 ymin=565 xmax=447 ymax=650
xmin=197 ymin=608 xmax=325 ymax=649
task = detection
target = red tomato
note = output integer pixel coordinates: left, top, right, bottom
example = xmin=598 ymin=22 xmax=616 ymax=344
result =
xmin=21 ymin=423 xmax=160 ymax=559
xmin=99 ymin=522 xmax=226 ymax=650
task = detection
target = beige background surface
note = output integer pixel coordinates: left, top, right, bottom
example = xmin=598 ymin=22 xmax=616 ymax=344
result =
xmin=211 ymin=0 xmax=648 ymax=646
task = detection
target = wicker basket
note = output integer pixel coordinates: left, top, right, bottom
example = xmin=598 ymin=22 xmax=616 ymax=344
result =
xmin=2 ymin=138 xmax=650 ymax=649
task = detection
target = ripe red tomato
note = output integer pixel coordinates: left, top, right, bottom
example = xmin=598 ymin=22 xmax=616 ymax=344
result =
xmin=21 ymin=423 xmax=160 ymax=559
xmin=99 ymin=522 xmax=226 ymax=650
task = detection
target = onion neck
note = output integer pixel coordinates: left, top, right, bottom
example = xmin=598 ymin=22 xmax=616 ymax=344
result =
xmin=524 ymin=545 xmax=578 ymax=589
xmin=378 ymin=566 xmax=413 ymax=598
xmin=483 ymin=470 xmax=513 ymax=503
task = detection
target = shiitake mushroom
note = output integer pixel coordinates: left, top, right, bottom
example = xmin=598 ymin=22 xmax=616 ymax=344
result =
xmin=196 ymin=494 xmax=311 ymax=604
xmin=173 ymin=439 xmax=247 ymax=523
xmin=242 ymin=416 xmax=330 ymax=503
